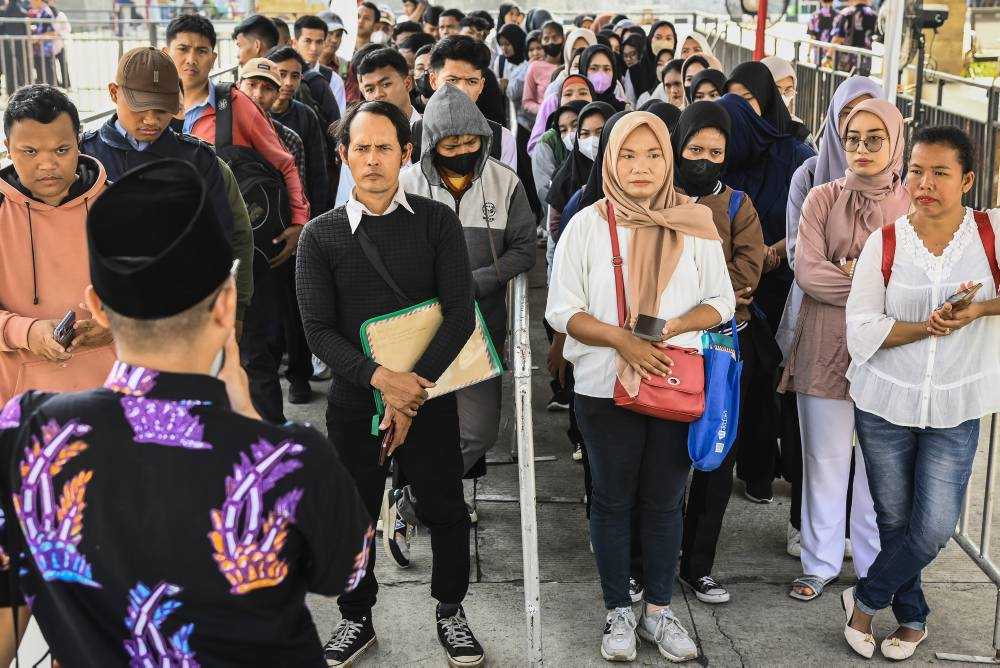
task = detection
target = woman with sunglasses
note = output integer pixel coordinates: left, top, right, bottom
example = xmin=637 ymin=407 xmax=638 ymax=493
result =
xmin=781 ymin=100 xmax=910 ymax=604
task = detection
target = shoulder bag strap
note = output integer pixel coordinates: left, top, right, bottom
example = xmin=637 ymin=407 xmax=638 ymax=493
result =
xmin=727 ymin=190 xmax=744 ymax=223
xmin=881 ymin=221 xmax=896 ymax=286
xmin=356 ymin=227 xmax=410 ymax=307
xmin=605 ymin=201 xmax=627 ymax=329
xmin=973 ymin=209 xmax=1000 ymax=290
xmin=213 ymin=82 xmax=234 ymax=149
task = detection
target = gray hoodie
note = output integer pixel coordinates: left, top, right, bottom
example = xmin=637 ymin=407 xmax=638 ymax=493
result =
xmin=400 ymin=84 xmax=535 ymax=349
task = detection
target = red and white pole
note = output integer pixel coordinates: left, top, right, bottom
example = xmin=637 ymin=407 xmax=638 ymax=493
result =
xmin=754 ymin=0 xmax=768 ymax=59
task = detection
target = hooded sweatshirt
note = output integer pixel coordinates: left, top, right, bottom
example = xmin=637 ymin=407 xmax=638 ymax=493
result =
xmin=0 ymin=155 xmax=115 ymax=401
xmin=399 ymin=84 xmax=535 ymax=349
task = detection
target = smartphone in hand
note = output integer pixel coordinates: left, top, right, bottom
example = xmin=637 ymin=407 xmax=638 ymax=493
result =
xmin=940 ymin=282 xmax=983 ymax=310
xmin=52 ymin=310 xmax=76 ymax=349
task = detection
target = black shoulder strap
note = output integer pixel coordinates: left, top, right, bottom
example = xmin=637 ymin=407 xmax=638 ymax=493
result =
xmin=488 ymin=121 xmax=502 ymax=160
xmin=356 ymin=226 xmax=410 ymax=307
xmin=411 ymin=119 xmax=423 ymax=162
xmin=214 ymin=82 xmax=235 ymax=149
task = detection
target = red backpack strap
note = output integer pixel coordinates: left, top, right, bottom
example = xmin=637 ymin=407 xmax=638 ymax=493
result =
xmin=881 ymin=222 xmax=897 ymax=286
xmin=605 ymin=201 xmax=627 ymax=328
xmin=973 ymin=210 xmax=1000 ymax=290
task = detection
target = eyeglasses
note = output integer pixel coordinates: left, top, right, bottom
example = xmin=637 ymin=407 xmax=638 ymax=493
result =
xmin=844 ymin=135 xmax=886 ymax=153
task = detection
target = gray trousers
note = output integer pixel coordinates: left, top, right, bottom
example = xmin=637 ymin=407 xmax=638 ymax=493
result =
xmin=457 ymin=376 xmax=502 ymax=476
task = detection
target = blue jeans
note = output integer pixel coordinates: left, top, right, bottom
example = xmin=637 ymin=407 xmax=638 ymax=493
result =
xmin=853 ymin=408 xmax=980 ymax=629
xmin=575 ymin=395 xmax=691 ymax=609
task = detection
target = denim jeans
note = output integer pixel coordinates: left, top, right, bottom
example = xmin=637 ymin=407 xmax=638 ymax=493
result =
xmin=853 ymin=408 xmax=980 ymax=629
xmin=575 ymin=395 xmax=691 ymax=609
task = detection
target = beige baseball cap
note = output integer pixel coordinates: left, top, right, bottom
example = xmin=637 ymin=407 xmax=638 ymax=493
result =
xmin=115 ymin=47 xmax=182 ymax=114
xmin=239 ymin=58 xmax=282 ymax=89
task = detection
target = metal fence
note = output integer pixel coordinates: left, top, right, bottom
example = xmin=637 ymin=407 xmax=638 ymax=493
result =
xmin=703 ymin=23 xmax=1000 ymax=209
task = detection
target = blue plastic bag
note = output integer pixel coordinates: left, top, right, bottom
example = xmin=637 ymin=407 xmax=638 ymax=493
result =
xmin=687 ymin=319 xmax=743 ymax=472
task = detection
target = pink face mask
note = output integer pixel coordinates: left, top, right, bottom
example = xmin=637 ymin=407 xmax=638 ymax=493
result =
xmin=588 ymin=71 xmax=612 ymax=94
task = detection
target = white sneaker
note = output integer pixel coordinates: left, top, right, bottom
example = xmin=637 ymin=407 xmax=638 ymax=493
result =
xmin=845 ymin=538 xmax=853 ymax=560
xmin=311 ymin=355 xmax=332 ymax=381
xmin=787 ymin=523 xmax=802 ymax=558
xmin=601 ymin=607 xmax=638 ymax=662
xmin=638 ymin=605 xmax=699 ymax=662
xmin=463 ymin=478 xmax=478 ymax=525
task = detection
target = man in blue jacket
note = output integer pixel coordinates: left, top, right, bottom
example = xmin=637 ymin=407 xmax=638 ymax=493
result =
xmin=79 ymin=46 xmax=254 ymax=330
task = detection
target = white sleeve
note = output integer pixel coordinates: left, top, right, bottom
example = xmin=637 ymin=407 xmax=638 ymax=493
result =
xmin=695 ymin=238 xmax=737 ymax=325
xmin=845 ymin=228 xmax=895 ymax=364
xmin=545 ymin=213 xmax=591 ymax=333
xmin=329 ymin=74 xmax=347 ymax=116
xmin=501 ymin=127 xmax=517 ymax=170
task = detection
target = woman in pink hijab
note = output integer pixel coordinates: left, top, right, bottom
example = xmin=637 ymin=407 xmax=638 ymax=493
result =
xmin=780 ymin=99 xmax=910 ymax=604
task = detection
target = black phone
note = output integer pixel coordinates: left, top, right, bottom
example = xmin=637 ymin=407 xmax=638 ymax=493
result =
xmin=52 ymin=309 xmax=76 ymax=349
xmin=633 ymin=314 xmax=667 ymax=342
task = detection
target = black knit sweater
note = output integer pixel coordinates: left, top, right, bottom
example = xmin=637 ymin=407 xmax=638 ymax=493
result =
xmin=295 ymin=195 xmax=475 ymax=415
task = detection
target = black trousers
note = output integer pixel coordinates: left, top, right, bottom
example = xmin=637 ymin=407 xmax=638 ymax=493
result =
xmin=241 ymin=269 xmax=286 ymax=423
xmin=278 ymin=261 xmax=312 ymax=385
xmin=779 ymin=391 xmax=803 ymax=531
xmin=327 ymin=396 xmax=470 ymax=618
xmin=735 ymin=303 xmax=783 ymax=486
xmin=680 ymin=326 xmax=757 ymax=580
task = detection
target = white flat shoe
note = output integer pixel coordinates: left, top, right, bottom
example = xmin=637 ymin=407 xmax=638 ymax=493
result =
xmin=841 ymin=587 xmax=876 ymax=659
xmin=881 ymin=628 xmax=928 ymax=661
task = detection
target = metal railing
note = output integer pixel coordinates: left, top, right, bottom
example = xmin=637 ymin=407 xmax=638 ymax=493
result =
xmin=703 ymin=22 xmax=1000 ymax=209
xmin=937 ymin=415 xmax=1000 ymax=663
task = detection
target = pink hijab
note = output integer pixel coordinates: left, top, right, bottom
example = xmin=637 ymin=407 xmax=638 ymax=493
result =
xmin=826 ymin=99 xmax=907 ymax=258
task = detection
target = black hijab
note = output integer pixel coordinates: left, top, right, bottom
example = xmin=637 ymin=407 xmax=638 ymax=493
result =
xmin=547 ymin=99 xmax=589 ymax=133
xmin=578 ymin=44 xmax=625 ymax=111
xmin=526 ymin=29 xmax=541 ymax=56
xmin=547 ymin=101 xmax=616 ymax=212
xmin=478 ymin=69 xmax=509 ymax=127
xmin=672 ymin=100 xmax=732 ymax=161
xmin=726 ymin=61 xmax=796 ymax=136
xmin=681 ymin=54 xmax=711 ymax=84
xmin=498 ymin=23 xmax=527 ymax=65
xmin=639 ymin=100 xmax=682 ymax=134
xmin=631 ymin=20 xmax=676 ymax=95
xmin=580 ymin=110 xmax=630 ymax=209
xmin=525 ymin=8 xmax=552 ymax=33
xmin=688 ymin=68 xmax=727 ymax=102
xmin=497 ymin=3 xmax=514 ymax=28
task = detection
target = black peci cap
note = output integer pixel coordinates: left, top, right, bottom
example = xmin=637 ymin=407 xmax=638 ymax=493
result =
xmin=87 ymin=159 xmax=232 ymax=319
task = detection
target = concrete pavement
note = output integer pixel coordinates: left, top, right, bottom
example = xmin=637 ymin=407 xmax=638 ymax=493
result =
xmin=287 ymin=255 xmax=1000 ymax=667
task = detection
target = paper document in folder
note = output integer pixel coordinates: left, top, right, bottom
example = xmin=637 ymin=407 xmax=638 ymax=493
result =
xmin=360 ymin=298 xmax=503 ymax=400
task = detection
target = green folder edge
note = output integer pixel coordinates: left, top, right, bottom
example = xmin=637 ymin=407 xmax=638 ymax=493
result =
xmin=360 ymin=298 xmax=505 ymax=436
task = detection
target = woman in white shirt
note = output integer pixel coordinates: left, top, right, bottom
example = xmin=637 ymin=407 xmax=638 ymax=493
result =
xmin=546 ymin=112 xmax=734 ymax=663
xmin=843 ymin=126 xmax=1000 ymax=661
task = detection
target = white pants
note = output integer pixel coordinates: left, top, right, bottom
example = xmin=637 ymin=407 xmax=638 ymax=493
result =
xmin=798 ymin=394 xmax=880 ymax=580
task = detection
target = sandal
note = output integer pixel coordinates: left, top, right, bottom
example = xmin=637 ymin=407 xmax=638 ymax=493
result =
xmin=842 ymin=587 xmax=876 ymax=658
xmin=789 ymin=574 xmax=838 ymax=601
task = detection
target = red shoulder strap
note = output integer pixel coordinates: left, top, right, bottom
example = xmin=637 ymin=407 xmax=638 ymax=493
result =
xmin=881 ymin=222 xmax=897 ymax=286
xmin=606 ymin=201 xmax=627 ymax=328
xmin=973 ymin=210 xmax=1000 ymax=290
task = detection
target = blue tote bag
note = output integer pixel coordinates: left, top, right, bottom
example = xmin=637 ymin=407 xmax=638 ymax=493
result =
xmin=687 ymin=319 xmax=743 ymax=471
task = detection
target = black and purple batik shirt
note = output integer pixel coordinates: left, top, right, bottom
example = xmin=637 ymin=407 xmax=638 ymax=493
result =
xmin=0 ymin=361 xmax=372 ymax=667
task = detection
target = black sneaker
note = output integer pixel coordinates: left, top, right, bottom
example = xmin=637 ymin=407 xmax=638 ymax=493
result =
xmin=680 ymin=574 xmax=731 ymax=604
xmin=436 ymin=604 xmax=484 ymax=667
xmin=289 ymin=380 xmax=313 ymax=404
xmin=628 ymin=576 xmax=645 ymax=604
xmin=323 ymin=616 xmax=376 ymax=666
xmin=744 ymin=478 xmax=773 ymax=504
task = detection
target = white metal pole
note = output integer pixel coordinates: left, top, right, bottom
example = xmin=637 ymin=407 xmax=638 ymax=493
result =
xmin=511 ymin=272 xmax=543 ymax=665
xmin=882 ymin=0 xmax=906 ymax=103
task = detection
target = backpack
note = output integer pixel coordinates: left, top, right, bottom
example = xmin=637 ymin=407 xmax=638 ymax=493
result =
xmin=302 ymin=69 xmax=340 ymax=126
xmin=727 ymin=189 xmax=745 ymax=223
xmin=881 ymin=210 xmax=1000 ymax=288
xmin=213 ymin=83 xmax=290 ymax=277
xmin=410 ymin=119 xmax=503 ymax=164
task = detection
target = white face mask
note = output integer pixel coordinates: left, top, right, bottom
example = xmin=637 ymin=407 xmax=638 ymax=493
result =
xmin=371 ymin=30 xmax=389 ymax=44
xmin=782 ymin=92 xmax=796 ymax=113
xmin=578 ymin=135 xmax=599 ymax=160
xmin=562 ymin=132 xmax=576 ymax=151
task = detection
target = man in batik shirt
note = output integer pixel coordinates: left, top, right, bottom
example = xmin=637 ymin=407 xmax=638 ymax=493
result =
xmin=0 ymin=159 xmax=372 ymax=666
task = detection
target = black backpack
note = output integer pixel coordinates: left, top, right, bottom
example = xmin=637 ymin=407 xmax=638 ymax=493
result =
xmin=213 ymin=83 xmax=290 ymax=276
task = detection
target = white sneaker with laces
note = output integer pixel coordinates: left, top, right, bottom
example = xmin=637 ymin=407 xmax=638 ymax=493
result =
xmin=787 ymin=522 xmax=802 ymax=558
xmin=638 ymin=605 xmax=699 ymax=662
xmin=601 ymin=606 xmax=638 ymax=662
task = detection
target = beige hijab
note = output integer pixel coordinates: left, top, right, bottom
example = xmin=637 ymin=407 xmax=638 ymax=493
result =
xmin=597 ymin=112 xmax=720 ymax=394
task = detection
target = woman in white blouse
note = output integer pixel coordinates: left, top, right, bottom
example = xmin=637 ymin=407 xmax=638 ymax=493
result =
xmin=843 ymin=126 xmax=1000 ymax=661
xmin=546 ymin=112 xmax=734 ymax=663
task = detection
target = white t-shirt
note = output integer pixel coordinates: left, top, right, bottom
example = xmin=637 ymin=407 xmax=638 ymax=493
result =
xmin=545 ymin=203 xmax=736 ymax=398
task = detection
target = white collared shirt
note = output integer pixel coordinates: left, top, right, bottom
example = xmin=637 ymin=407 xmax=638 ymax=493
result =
xmin=344 ymin=186 xmax=414 ymax=233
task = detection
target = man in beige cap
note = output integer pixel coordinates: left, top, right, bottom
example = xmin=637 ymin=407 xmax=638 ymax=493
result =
xmin=79 ymin=46 xmax=254 ymax=336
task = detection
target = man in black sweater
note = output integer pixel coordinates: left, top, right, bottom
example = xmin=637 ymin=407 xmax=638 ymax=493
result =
xmin=295 ymin=101 xmax=486 ymax=668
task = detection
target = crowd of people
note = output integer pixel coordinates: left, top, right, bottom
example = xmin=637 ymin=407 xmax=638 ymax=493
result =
xmin=0 ymin=4 xmax=998 ymax=667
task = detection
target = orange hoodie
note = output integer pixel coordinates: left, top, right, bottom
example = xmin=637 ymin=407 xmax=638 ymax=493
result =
xmin=0 ymin=155 xmax=115 ymax=402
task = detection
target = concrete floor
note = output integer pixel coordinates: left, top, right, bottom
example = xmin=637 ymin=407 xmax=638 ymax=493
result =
xmin=288 ymin=255 xmax=1000 ymax=667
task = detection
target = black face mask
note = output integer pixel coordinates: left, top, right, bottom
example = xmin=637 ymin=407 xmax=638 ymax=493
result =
xmin=434 ymin=148 xmax=480 ymax=175
xmin=677 ymin=157 xmax=724 ymax=197
xmin=415 ymin=73 xmax=434 ymax=98
xmin=543 ymin=42 xmax=563 ymax=58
